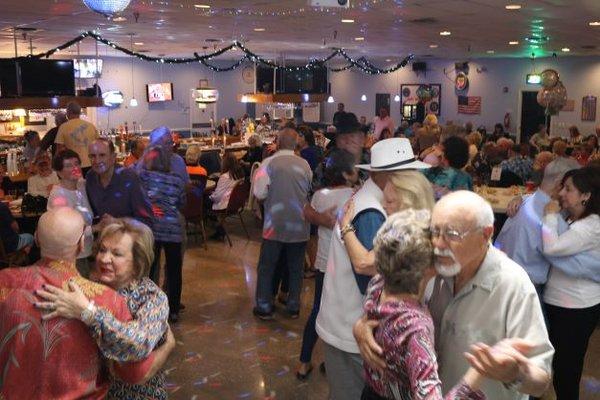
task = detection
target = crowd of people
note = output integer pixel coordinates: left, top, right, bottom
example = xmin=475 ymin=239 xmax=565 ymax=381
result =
xmin=0 ymin=100 xmax=599 ymax=400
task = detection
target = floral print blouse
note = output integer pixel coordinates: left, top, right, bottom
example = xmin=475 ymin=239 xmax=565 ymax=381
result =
xmin=363 ymin=275 xmax=485 ymax=400
xmin=88 ymin=277 xmax=170 ymax=399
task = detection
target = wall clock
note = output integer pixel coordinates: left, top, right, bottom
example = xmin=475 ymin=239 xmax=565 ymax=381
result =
xmin=242 ymin=66 xmax=254 ymax=84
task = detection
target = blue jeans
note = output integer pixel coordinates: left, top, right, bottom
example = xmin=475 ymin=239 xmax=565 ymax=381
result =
xmin=255 ymin=239 xmax=307 ymax=313
xmin=16 ymin=233 xmax=34 ymax=250
xmin=299 ymin=270 xmax=324 ymax=363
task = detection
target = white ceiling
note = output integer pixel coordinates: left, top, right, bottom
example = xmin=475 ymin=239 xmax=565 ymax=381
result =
xmin=1 ymin=0 xmax=600 ymax=64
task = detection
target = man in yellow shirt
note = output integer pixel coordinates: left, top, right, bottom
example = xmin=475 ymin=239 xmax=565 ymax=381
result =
xmin=56 ymin=102 xmax=99 ymax=175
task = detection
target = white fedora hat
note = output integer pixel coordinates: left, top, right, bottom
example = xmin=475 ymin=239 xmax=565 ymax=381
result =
xmin=356 ymin=138 xmax=431 ymax=171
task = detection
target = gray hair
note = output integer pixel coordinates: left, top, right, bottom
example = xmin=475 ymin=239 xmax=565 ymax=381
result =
xmin=542 ymin=158 xmax=580 ymax=186
xmin=185 ymin=144 xmax=202 ymax=165
xmin=436 ymin=190 xmax=494 ymax=228
xmin=248 ymin=134 xmax=263 ymax=148
xmin=374 ymin=209 xmax=433 ymax=295
xmin=54 ymin=111 xmax=67 ymax=126
xmin=277 ymin=128 xmax=298 ymax=150
xmin=66 ymin=102 xmax=81 ymax=116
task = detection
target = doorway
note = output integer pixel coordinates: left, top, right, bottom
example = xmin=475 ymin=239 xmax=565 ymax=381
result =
xmin=520 ymin=91 xmax=550 ymax=143
xmin=375 ymin=93 xmax=390 ymax=118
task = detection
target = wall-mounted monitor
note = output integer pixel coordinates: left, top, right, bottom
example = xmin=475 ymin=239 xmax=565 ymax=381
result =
xmin=74 ymin=59 xmax=103 ymax=78
xmin=19 ymin=59 xmax=75 ymax=96
xmin=146 ymin=82 xmax=174 ymax=102
xmin=0 ymin=60 xmax=19 ymax=98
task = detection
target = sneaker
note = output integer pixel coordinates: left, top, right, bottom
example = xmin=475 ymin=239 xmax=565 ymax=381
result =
xmin=252 ymin=307 xmax=274 ymax=321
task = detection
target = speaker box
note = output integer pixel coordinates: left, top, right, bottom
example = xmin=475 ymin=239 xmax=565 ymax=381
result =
xmin=412 ymin=62 xmax=427 ymax=72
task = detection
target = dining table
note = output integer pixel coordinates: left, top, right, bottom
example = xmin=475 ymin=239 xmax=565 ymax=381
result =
xmin=474 ymin=185 xmax=531 ymax=214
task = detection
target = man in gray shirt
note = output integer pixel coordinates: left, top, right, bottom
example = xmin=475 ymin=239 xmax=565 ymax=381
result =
xmin=252 ymin=128 xmax=312 ymax=320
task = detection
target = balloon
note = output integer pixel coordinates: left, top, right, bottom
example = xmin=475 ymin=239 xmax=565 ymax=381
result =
xmin=554 ymin=81 xmax=567 ymax=107
xmin=537 ymin=88 xmax=553 ymax=107
xmin=540 ymin=69 xmax=559 ymax=89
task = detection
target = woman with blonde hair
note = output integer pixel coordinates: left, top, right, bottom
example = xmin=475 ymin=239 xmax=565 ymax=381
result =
xmin=339 ymin=170 xmax=435 ymax=274
xmin=35 ymin=218 xmax=173 ymax=399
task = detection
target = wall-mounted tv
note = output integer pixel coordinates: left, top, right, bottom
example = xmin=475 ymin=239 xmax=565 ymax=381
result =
xmin=74 ymin=59 xmax=103 ymax=78
xmin=146 ymin=82 xmax=173 ymax=102
xmin=0 ymin=60 xmax=19 ymax=98
xmin=20 ymin=59 xmax=75 ymax=96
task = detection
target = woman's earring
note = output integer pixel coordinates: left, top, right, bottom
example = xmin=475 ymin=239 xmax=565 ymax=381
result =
xmin=582 ymin=199 xmax=588 ymax=206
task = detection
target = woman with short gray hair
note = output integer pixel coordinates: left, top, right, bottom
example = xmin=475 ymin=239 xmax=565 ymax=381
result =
xmin=361 ymin=209 xmax=485 ymax=400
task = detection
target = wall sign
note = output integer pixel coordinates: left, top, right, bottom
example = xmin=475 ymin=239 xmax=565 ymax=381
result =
xmin=400 ymin=84 xmax=441 ymax=116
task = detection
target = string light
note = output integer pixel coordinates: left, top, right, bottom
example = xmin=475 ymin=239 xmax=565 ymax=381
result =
xmin=4 ymin=30 xmax=414 ymax=75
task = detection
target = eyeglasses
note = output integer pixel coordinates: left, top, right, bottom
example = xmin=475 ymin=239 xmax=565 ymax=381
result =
xmin=430 ymin=226 xmax=480 ymax=242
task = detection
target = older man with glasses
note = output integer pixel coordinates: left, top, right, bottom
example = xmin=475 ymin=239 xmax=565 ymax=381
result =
xmin=355 ymin=191 xmax=554 ymax=400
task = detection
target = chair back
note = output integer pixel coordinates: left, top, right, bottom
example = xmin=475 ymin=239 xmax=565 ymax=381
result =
xmin=183 ymin=183 xmax=204 ymax=219
xmin=247 ymin=161 xmax=262 ymax=210
xmin=226 ymin=180 xmax=250 ymax=214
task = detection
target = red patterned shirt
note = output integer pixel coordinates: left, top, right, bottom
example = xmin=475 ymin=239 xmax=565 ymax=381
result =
xmin=363 ymin=275 xmax=485 ymax=400
xmin=0 ymin=259 xmax=155 ymax=399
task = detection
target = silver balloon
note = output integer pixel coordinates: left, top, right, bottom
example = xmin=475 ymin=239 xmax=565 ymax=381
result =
xmin=537 ymin=88 xmax=553 ymax=107
xmin=554 ymin=81 xmax=567 ymax=107
xmin=540 ymin=69 xmax=560 ymax=89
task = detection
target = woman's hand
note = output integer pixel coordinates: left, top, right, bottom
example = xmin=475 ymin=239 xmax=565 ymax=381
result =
xmin=339 ymin=199 xmax=355 ymax=228
xmin=544 ymin=200 xmax=561 ymax=215
xmin=35 ymin=280 xmax=91 ymax=320
xmin=506 ymin=196 xmax=523 ymax=218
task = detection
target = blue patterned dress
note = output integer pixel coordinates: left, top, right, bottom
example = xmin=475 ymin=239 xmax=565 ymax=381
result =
xmin=88 ymin=277 xmax=170 ymax=399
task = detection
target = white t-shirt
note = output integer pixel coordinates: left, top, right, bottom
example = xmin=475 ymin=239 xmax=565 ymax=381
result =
xmin=311 ymin=187 xmax=354 ymax=272
xmin=543 ymin=213 xmax=600 ymax=308
xmin=27 ymin=172 xmax=60 ymax=198
xmin=47 ymin=180 xmax=94 ymax=258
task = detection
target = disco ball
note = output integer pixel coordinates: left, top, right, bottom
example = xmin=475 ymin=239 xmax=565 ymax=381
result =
xmin=82 ymin=0 xmax=132 ymax=16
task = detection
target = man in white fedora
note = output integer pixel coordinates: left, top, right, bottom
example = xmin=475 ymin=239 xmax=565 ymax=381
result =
xmin=315 ymin=137 xmax=430 ymax=399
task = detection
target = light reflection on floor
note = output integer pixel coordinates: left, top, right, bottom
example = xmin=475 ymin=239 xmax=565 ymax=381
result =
xmin=163 ymin=213 xmax=600 ymax=400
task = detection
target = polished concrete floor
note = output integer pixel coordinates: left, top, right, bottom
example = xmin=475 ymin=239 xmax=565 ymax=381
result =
xmin=163 ymin=213 xmax=600 ymax=400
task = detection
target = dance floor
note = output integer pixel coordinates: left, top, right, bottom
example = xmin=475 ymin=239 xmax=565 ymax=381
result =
xmin=164 ymin=212 xmax=600 ymax=400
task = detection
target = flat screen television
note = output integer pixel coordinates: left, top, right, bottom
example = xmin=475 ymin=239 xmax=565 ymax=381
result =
xmin=19 ymin=59 xmax=75 ymax=96
xmin=276 ymin=65 xmax=328 ymax=94
xmin=146 ymin=82 xmax=173 ymax=102
xmin=256 ymin=66 xmax=275 ymax=93
xmin=0 ymin=60 xmax=19 ymax=98
xmin=74 ymin=58 xmax=103 ymax=78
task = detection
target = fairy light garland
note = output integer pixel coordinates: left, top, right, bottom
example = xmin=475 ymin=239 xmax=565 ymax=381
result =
xmin=1 ymin=31 xmax=414 ymax=75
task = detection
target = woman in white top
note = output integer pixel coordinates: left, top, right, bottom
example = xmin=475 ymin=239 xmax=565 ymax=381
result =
xmin=47 ymin=149 xmax=94 ymax=276
xmin=208 ymin=153 xmax=245 ymax=240
xmin=27 ymin=152 xmax=60 ymax=197
xmin=542 ymin=166 xmax=600 ymax=400
xmin=297 ymin=149 xmax=357 ymax=380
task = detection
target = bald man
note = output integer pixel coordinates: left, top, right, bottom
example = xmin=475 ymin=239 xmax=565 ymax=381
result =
xmin=252 ymin=128 xmax=312 ymax=320
xmin=0 ymin=208 xmax=161 ymax=399
xmin=356 ymin=191 xmax=554 ymax=400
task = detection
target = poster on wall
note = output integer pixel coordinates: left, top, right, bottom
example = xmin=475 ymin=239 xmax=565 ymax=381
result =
xmin=400 ymin=84 xmax=441 ymax=116
xmin=26 ymin=111 xmax=47 ymax=126
xmin=302 ymin=102 xmax=320 ymax=123
xmin=581 ymin=96 xmax=597 ymax=121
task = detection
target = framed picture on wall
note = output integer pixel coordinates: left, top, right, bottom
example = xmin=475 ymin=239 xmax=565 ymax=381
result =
xmin=400 ymin=84 xmax=441 ymax=118
xmin=582 ymin=96 xmax=597 ymax=121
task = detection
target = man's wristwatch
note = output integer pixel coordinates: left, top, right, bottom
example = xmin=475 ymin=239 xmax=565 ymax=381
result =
xmin=80 ymin=301 xmax=97 ymax=326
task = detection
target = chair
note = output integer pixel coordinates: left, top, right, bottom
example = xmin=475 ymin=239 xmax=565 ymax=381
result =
xmin=0 ymin=239 xmax=28 ymax=269
xmin=183 ymin=183 xmax=208 ymax=249
xmin=246 ymin=161 xmax=262 ymax=211
xmin=214 ymin=180 xmax=250 ymax=247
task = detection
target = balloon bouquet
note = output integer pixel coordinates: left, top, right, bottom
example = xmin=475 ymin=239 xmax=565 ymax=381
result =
xmin=536 ymin=69 xmax=567 ymax=116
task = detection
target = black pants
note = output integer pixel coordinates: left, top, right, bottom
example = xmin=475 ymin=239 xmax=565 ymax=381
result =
xmin=151 ymin=241 xmax=183 ymax=314
xmin=545 ymin=302 xmax=600 ymax=400
xmin=361 ymin=385 xmax=389 ymax=400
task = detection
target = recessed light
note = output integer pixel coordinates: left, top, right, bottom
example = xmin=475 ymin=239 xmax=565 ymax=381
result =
xmin=134 ymin=42 xmax=144 ymax=46
xmin=509 ymin=41 xmax=519 ymax=45
xmin=253 ymin=28 xmax=266 ymax=32
xmin=429 ymin=44 xmax=438 ymax=48
xmin=440 ymin=31 xmax=451 ymax=36
xmin=486 ymin=50 xmax=495 ymax=54
xmin=589 ymin=21 xmax=600 ymax=26
xmin=112 ymin=16 xmax=127 ymax=22
xmin=194 ymin=4 xmax=211 ymax=8
xmin=505 ymin=4 xmax=522 ymax=10
xmin=354 ymin=37 xmax=365 ymax=41
xmin=561 ymin=47 xmax=570 ymax=52
xmin=341 ymin=19 xmax=354 ymax=23
xmin=385 ymin=58 xmax=392 ymax=62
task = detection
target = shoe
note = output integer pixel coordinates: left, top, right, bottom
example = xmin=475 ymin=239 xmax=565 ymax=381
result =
xmin=252 ymin=307 xmax=274 ymax=321
xmin=287 ymin=310 xmax=300 ymax=319
xmin=168 ymin=312 xmax=179 ymax=323
xmin=296 ymin=364 xmax=313 ymax=381
xmin=319 ymin=362 xmax=326 ymax=375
